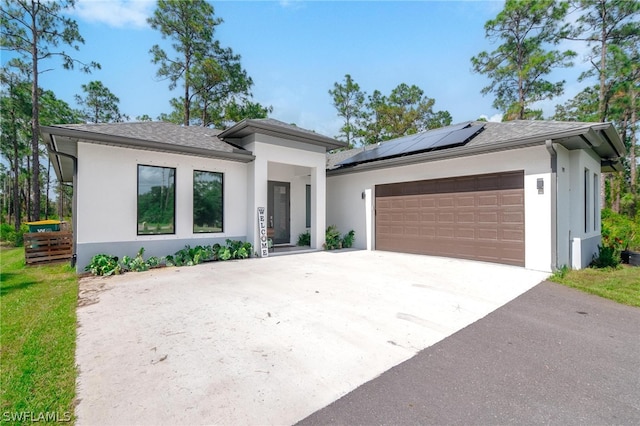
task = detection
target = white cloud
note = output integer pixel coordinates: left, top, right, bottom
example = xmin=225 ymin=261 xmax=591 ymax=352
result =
xmin=478 ymin=113 xmax=503 ymax=123
xmin=73 ymin=0 xmax=155 ymax=28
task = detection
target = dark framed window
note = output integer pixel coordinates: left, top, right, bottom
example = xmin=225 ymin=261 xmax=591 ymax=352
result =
xmin=584 ymin=168 xmax=590 ymax=233
xmin=593 ymin=173 xmax=598 ymax=232
xmin=193 ymin=170 xmax=223 ymax=233
xmin=137 ymin=165 xmax=176 ymax=235
xmin=306 ymin=184 xmax=311 ymax=228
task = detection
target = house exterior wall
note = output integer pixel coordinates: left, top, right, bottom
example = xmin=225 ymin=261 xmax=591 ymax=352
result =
xmin=555 ymin=144 xmax=572 ymax=269
xmin=243 ymin=134 xmax=327 ymax=252
xmin=75 ymin=142 xmax=248 ymax=270
xmin=567 ymin=148 xmax=602 ymax=269
xmin=327 ymin=145 xmax=556 ymax=272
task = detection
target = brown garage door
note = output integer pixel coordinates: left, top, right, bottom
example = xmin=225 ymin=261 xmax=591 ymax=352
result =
xmin=375 ymin=171 xmax=525 ymax=266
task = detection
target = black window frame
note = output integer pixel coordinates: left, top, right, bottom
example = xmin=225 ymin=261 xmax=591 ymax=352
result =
xmin=193 ymin=169 xmax=224 ymax=234
xmin=137 ymin=164 xmax=176 ymax=236
xmin=305 ymin=184 xmax=311 ymax=228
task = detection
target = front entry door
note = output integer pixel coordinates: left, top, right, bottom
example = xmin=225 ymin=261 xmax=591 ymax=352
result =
xmin=268 ymin=181 xmax=290 ymax=244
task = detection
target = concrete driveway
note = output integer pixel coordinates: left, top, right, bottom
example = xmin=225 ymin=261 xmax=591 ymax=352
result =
xmin=75 ymin=250 xmax=548 ymax=425
xmin=299 ymin=281 xmax=640 ymax=425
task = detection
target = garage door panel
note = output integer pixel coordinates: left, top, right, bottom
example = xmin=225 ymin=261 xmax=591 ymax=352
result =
xmin=438 ymin=212 xmax=455 ymax=223
xmin=478 ymin=194 xmax=499 ymax=206
xmin=420 ymin=226 xmax=436 ymax=237
xmin=377 ymin=198 xmax=392 ymax=209
xmin=421 ymin=198 xmax=437 ymax=208
xmin=502 ymin=192 xmax=524 ymax=206
xmin=376 ymin=171 xmax=524 ymax=266
xmin=477 ymin=228 xmax=498 ymax=240
xmin=456 ymin=196 xmax=475 ymax=207
xmin=455 ymin=227 xmax=475 ymax=239
xmin=438 ymin=196 xmax=455 ymax=208
xmin=457 ymin=211 xmax=476 ymax=223
xmin=404 ymin=211 xmax=419 ymax=222
xmin=437 ymin=227 xmax=455 ymax=238
xmin=421 ymin=212 xmax=437 ymax=223
xmin=478 ymin=212 xmax=498 ymax=223
xmin=501 ymin=228 xmax=524 ymax=242
xmin=405 ymin=199 xmax=420 ymax=208
xmin=391 ymin=199 xmax=404 ymax=209
xmin=502 ymin=211 xmax=524 ymax=224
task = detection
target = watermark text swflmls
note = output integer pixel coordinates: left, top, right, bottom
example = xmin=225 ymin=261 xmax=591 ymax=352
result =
xmin=2 ymin=411 xmax=72 ymax=423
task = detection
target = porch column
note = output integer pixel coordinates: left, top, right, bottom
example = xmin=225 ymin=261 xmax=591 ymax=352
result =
xmin=310 ymin=165 xmax=326 ymax=250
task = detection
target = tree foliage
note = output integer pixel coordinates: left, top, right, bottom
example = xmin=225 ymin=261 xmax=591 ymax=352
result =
xmin=471 ymin=0 xmax=575 ymax=120
xmin=148 ymin=0 xmax=220 ymax=126
xmin=559 ymin=0 xmax=640 ymax=215
xmin=568 ymin=0 xmax=640 ymax=122
xmin=0 ymin=69 xmax=80 ymax=228
xmin=0 ymin=70 xmax=30 ymax=230
xmin=329 ymin=75 xmax=452 ymax=147
xmin=1 ymin=0 xmax=98 ymax=221
xmin=148 ymin=0 xmax=269 ymax=128
xmin=329 ymin=74 xmax=366 ymax=147
xmin=553 ymin=86 xmax=600 ymax=122
xmin=75 ymin=81 xmax=129 ymax=123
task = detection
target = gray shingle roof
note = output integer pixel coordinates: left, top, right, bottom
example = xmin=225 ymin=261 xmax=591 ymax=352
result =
xmin=55 ymin=122 xmax=237 ymax=153
xmin=466 ymin=120 xmax=598 ymax=147
xmin=326 ymin=144 xmax=378 ymax=169
xmin=220 ymin=118 xmax=347 ymax=151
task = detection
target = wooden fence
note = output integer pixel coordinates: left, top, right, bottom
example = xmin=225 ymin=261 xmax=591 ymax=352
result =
xmin=24 ymin=231 xmax=73 ymax=266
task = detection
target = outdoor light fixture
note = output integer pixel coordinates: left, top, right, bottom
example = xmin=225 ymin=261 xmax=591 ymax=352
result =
xmin=537 ymin=178 xmax=544 ymax=194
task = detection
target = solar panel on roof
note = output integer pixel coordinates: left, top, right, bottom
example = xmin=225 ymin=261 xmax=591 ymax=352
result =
xmin=336 ymin=122 xmax=483 ymax=167
xmin=429 ymin=124 xmax=484 ymax=150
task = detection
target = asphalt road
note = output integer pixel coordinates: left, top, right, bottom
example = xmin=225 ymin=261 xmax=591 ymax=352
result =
xmin=298 ymin=281 xmax=640 ymax=425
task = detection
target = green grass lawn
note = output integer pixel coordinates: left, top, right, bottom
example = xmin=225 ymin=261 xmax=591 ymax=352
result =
xmin=1 ymin=247 xmax=78 ymax=424
xmin=550 ymin=266 xmax=640 ymax=307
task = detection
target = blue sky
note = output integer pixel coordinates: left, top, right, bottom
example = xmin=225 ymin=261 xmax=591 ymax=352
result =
xmin=3 ymin=0 xmax=592 ymax=139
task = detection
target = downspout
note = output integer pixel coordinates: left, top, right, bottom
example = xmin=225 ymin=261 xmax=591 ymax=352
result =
xmin=545 ymin=139 xmax=558 ymax=271
xmin=47 ymin=143 xmax=78 ymax=269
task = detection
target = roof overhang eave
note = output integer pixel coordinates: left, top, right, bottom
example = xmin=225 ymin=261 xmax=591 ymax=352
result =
xmin=328 ymin=122 xmax=626 ymax=176
xmin=220 ymin=120 xmax=347 ymax=151
xmin=40 ymin=125 xmax=256 ymax=165
xmin=41 ymin=130 xmax=74 ymax=183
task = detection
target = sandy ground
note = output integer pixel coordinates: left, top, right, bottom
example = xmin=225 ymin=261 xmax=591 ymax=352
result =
xmin=74 ymin=250 xmax=548 ymax=425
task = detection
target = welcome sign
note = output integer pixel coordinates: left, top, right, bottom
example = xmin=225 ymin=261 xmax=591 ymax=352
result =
xmin=257 ymin=207 xmax=269 ymax=257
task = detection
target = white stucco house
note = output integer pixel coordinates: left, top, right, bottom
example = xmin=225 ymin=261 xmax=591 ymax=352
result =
xmin=42 ymin=118 xmax=624 ymax=273
xmin=41 ymin=119 xmax=345 ymax=269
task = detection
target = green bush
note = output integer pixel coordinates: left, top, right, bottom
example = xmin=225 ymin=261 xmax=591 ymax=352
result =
xmin=297 ymin=230 xmax=311 ymax=246
xmin=167 ymin=241 xmax=252 ymax=266
xmin=84 ymin=241 xmax=254 ymax=276
xmin=0 ymin=223 xmax=14 ymax=242
xmin=0 ymin=223 xmax=29 ymax=247
xmin=224 ymin=239 xmax=252 ymax=259
xmin=342 ymin=230 xmax=355 ymax=248
xmin=121 ymin=247 xmax=161 ymax=272
xmin=167 ymin=244 xmax=215 ymax=266
xmin=601 ymin=208 xmax=640 ymax=251
xmin=324 ymin=225 xmax=342 ymax=250
xmin=85 ymin=254 xmax=122 ymax=276
xmin=323 ymin=226 xmax=356 ymax=250
xmin=591 ymin=245 xmax=620 ymax=269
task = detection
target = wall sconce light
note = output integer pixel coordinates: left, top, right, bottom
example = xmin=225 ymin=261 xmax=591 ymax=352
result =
xmin=537 ymin=178 xmax=544 ymax=194
xmin=361 ymin=191 xmax=366 ymax=200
